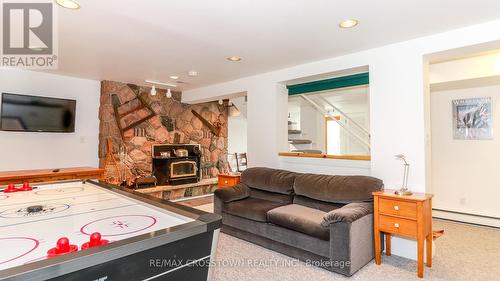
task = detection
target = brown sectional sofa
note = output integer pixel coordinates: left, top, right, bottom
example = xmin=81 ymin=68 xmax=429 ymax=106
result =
xmin=214 ymin=167 xmax=384 ymax=276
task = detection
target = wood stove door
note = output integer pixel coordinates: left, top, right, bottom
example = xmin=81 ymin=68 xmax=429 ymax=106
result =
xmin=170 ymin=161 xmax=198 ymax=178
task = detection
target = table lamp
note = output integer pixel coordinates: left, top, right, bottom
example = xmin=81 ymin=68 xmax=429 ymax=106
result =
xmin=394 ymin=154 xmax=412 ymax=196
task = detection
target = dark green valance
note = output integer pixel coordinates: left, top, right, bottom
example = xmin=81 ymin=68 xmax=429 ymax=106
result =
xmin=287 ymin=72 xmax=369 ymax=95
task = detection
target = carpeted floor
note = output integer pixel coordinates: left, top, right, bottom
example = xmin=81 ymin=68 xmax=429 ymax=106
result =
xmin=184 ymin=199 xmax=500 ymax=280
xmin=209 ymin=219 xmax=500 ymax=281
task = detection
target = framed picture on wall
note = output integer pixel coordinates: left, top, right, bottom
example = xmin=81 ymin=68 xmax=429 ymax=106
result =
xmin=452 ymin=97 xmax=492 ymax=140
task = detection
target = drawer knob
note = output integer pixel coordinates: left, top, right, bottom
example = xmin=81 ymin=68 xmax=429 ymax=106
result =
xmin=394 ymin=205 xmax=400 ymax=211
xmin=224 ymin=180 xmax=228 ymax=184
xmin=394 ymin=223 xmax=400 ymax=228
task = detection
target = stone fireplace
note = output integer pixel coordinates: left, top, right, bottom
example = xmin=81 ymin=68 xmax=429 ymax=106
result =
xmin=98 ymin=80 xmax=229 ymax=186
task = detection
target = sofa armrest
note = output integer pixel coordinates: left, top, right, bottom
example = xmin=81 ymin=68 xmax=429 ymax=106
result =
xmin=214 ymin=183 xmax=250 ymax=203
xmin=321 ymin=202 xmax=373 ymax=227
xmin=321 ymin=202 xmax=375 ymax=276
xmin=213 ymin=183 xmax=250 ymax=215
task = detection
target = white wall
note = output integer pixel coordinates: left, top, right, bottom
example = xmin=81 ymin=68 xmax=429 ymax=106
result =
xmin=431 ymin=84 xmax=500 ymax=220
xmin=182 ymin=19 xmax=500 ymax=259
xmin=0 ymin=69 xmax=100 ymax=171
xmin=228 ymin=115 xmax=247 ymax=154
xmin=429 ymin=54 xmax=500 ymax=227
xmin=430 ymin=52 xmax=500 ymax=84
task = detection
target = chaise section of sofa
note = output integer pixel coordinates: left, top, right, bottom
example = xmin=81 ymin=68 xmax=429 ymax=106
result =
xmin=214 ymin=167 xmax=384 ymax=276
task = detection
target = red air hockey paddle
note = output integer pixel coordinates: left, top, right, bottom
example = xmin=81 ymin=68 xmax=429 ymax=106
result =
xmin=19 ymin=182 xmax=33 ymax=191
xmin=81 ymin=232 xmax=109 ymax=250
xmin=47 ymin=237 xmax=78 ymax=258
xmin=3 ymin=184 xmax=18 ymax=193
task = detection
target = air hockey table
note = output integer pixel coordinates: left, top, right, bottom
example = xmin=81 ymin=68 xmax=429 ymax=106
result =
xmin=0 ymin=180 xmax=221 ymax=281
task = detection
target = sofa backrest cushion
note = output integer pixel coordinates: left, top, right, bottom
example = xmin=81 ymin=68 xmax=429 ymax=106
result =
xmin=294 ymin=173 xmax=383 ymax=204
xmin=293 ymin=195 xmax=343 ymax=212
xmin=241 ymin=167 xmax=299 ymax=195
xmin=250 ymin=188 xmax=293 ymax=204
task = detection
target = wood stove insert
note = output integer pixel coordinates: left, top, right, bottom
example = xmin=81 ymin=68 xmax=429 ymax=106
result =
xmin=152 ymin=144 xmax=201 ymax=185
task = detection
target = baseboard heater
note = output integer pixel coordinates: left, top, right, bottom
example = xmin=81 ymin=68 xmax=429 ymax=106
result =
xmin=433 ymin=208 xmax=500 ymax=229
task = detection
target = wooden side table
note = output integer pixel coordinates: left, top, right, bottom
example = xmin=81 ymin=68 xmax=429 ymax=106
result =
xmin=373 ymin=190 xmax=433 ymax=278
xmin=217 ymin=174 xmax=240 ymax=188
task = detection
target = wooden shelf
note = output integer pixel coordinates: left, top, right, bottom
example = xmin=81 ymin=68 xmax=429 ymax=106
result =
xmin=278 ymin=152 xmax=371 ymax=161
xmin=0 ymin=167 xmax=105 ymax=185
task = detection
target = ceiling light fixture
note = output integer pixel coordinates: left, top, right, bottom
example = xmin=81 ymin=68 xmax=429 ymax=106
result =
xmin=55 ymin=0 xmax=80 ymax=10
xmin=227 ymin=56 xmax=242 ymax=62
xmin=166 ymin=88 xmax=172 ymax=98
xmin=339 ymin=19 xmax=359 ymax=28
xmin=169 ymin=75 xmax=179 ymax=80
xmin=187 ymin=70 xmax=199 ymax=77
xmin=150 ymin=85 xmax=157 ymax=96
xmin=145 ymin=80 xmax=177 ymax=88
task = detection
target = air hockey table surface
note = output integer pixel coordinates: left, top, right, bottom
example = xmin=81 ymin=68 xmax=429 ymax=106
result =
xmin=0 ymin=180 xmax=221 ymax=281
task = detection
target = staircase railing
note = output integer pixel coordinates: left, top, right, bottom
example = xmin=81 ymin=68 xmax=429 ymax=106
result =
xmin=299 ymin=94 xmax=371 ymax=152
xmin=317 ymin=96 xmax=370 ymax=137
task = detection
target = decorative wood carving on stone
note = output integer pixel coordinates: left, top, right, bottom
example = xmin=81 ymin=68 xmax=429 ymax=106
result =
xmin=110 ymin=83 xmax=157 ymax=140
xmin=191 ymin=109 xmax=222 ymax=136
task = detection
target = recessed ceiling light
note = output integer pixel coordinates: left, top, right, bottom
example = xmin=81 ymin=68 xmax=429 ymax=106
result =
xmin=169 ymin=75 xmax=179 ymax=80
xmin=339 ymin=19 xmax=359 ymax=28
xmin=227 ymin=56 xmax=242 ymax=62
xmin=55 ymin=0 xmax=80 ymax=10
xmin=187 ymin=70 xmax=199 ymax=77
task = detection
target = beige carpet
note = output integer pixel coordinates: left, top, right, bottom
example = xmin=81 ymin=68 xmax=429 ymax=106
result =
xmin=208 ymin=219 xmax=500 ymax=281
xmin=196 ymin=203 xmax=214 ymax=213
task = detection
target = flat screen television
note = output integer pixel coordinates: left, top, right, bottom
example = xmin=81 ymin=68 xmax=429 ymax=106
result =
xmin=0 ymin=93 xmax=76 ymax=133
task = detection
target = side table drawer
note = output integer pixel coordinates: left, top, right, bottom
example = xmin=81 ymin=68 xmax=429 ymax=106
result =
xmin=379 ymin=215 xmax=417 ymax=238
xmin=379 ymin=198 xmax=417 ymax=219
xmin=217 ymin=175 xmax=240 ymax=188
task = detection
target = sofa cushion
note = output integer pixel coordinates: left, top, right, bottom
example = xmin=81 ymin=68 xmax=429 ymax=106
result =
xmin=241 ymin=167 xmax=299 ymax=195
xmin=267 ymin=204 xmax=330 ymax=241
xmin=293 ymin=195 xmax=343 ymax=212
xmin=294 ymin=174 xmax=383 ymax=204
xmin=223 ymin=197 xmax=286 ymax=222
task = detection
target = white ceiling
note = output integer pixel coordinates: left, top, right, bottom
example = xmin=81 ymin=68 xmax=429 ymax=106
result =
xmin=50 ymin=0 xmax=500 ymax=90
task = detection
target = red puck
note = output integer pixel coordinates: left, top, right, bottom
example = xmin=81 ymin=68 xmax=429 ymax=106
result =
xmin=81 ymin=232 xmax=109 ymax=250
xmin=3 ymin=184 xmax=18 ymax=193
xmin=19 ymin=182 xmax=33 ymax=191
xmin=47 ymin=237 xmax=78 ymax=258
